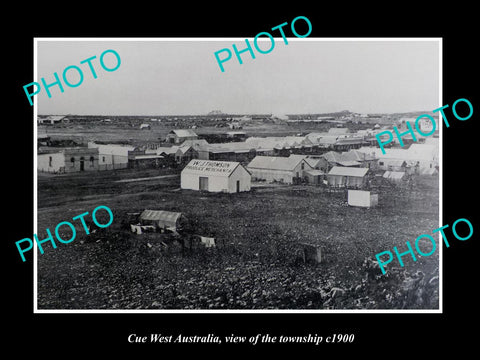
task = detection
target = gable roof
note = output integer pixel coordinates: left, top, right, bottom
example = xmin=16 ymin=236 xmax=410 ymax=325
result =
xmin=38 ymin=115 xmax=66 ymax=122
xmin=176 ymin=146 xmax=193 ymax=155
xmin=305 ymin=157 xmax=326 ymax=168
xmin=322 ymin=151 xmax=344 ymax=163
xmin=182 ymin=159 xmax=243 ymax=177
xmin=169 ymin=129 xmax=198 ymax=138
xmin=343 ymin=149 xmax=376 ymax=161
xmin=247 ymin=156 xmax=311 ymax=171
xmin=337 ymin=160 xmax=362 ymax=167
xmin=328 ymin=166 xmax=368 ymax=177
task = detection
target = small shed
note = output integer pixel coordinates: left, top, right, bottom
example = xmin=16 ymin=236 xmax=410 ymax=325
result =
xmin=304 ymin=169 xmax=325 ymax=185
xmin=348 ymin=190 xmax=378 ymax=208
xmin=138 ymin=210 xmax=187 ymax=234
xmin=181 ymin=159 xmax=251 ymax=193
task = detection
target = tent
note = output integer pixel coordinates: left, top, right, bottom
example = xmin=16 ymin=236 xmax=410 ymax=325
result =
xmin=382 ymin=171 xmax=406 ymax=183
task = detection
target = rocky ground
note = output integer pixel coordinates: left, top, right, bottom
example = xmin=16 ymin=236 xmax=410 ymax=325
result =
xmin=36 ymin=169 xmax=439 ymax=310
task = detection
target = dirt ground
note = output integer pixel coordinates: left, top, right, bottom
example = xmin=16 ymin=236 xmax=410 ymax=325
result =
xmin=36 ymin=162 xmax=440 ymax=310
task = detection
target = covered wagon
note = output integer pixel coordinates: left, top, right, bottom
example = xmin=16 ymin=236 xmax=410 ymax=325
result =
xmin=138 ymin=210 xmax=188 ymax=234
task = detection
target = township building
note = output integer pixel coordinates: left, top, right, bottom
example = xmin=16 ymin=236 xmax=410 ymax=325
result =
xmin=88 ymin=142 xmax=135 ymax=170
xmin=305 ymin=131 xmax=366 ymax=151
xmin=165 ymin=129 xmax=198 ymax=144
xmin=155 ymin=140 xmax=209 ymax=165
xmin=181 ymin=159 xmax=251 ymax=193
xmin=358 ymin=144 xmax=438 ymax=175
xmin=196 ymin=142 xmax=271 ymax=163
xmin=326 ymin=166 xmax=369 ymax=188
xmin=304 ymin=157 xmax=328 ymax=172
xmin=321 ymin=149 xmax=377 ymax=172
xmin=128 ymin=151 xmax=166 ymax=169
xmin=37 ymin=147 xmax=99 ymax=173
xmin=246 ymin=136 xmax=316 ymax=156
xmin=37 ymin=115 xmax=69 ymax=125
xmin=247 ymin=155 xmax=313 ymax=184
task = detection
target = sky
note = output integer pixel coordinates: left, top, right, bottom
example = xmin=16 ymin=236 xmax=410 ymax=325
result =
xmin=35 ymin=39 xmax=440 ymax=116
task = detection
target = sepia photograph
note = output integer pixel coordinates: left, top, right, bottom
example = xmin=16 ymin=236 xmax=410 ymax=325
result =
xmin=34 ymin=38 xmax=441 ymax=311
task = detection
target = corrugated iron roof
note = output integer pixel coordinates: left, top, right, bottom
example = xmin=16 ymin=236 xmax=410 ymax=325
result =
xmin=337 ymin=160 xmax=362 ymax=167
xmin=156 ymin=146 xmax=179 ymax=155
xmin=247 ymin=156 xmax=309 ymax=171
xmin=139 ymin=210 xmax=182 ymax=222
xmin=304 ymin=157 xmax=325 ymax=168
xmin=341 ymin=150 xmax=376 ymax=161
xmin=328 ymin=166 xmax=368 ymax=177
xmin=322 ymin=151 xmax=344 ymax=163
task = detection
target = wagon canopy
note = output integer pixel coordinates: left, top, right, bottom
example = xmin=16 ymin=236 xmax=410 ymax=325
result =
xmin=139 ymin=210 xmax=183 ymax=230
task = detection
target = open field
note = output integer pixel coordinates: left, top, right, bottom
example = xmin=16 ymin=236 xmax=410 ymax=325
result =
xmin=38 ymin=120 xmax=375 ymax=147
xmin=37 ymin=165 xmax=439 ymax=310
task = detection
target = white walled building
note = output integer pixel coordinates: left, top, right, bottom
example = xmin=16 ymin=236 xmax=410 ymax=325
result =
xmin=37 ymin=147 xmax=99 ymax=173
xmin=358 ymin=144 xmax=438 ymax=175
xmin=88 ymin=142 xmax=136 ymax=170
xmin=181 ymin=159 xmax=251 ymax=193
